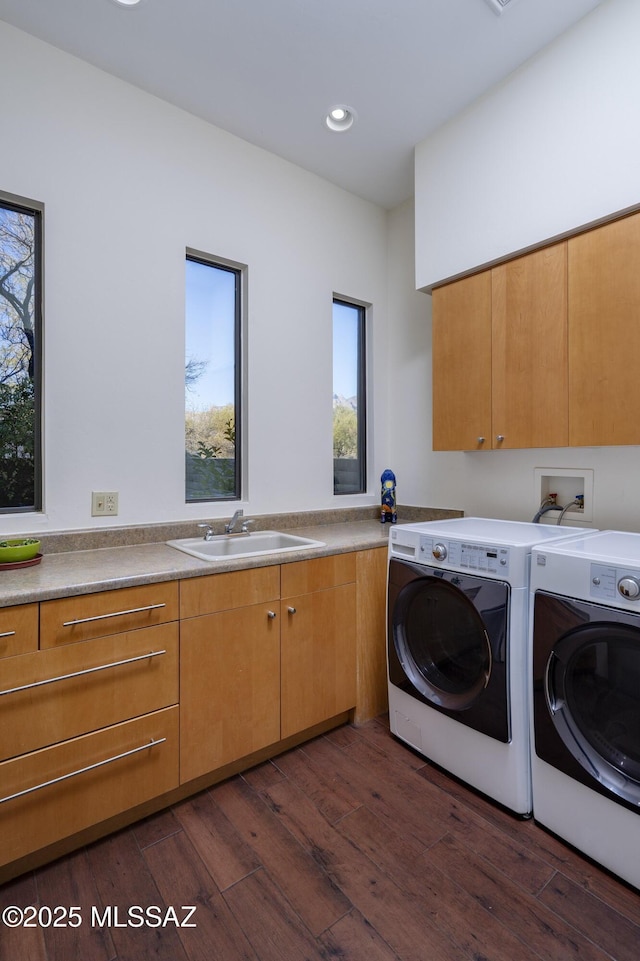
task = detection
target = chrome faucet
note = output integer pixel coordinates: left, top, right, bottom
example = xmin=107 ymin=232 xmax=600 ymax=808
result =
xmin=225 ymin=509 xmax=245 ymax=534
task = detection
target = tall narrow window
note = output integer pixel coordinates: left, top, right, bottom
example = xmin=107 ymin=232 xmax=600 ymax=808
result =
xmin=185 ymin=252 xmax=241 ymax=502
xmin=0 ymin=194 xmax=42 ymax=513
xmin=333 ymin=298 xmax=366 ymax=494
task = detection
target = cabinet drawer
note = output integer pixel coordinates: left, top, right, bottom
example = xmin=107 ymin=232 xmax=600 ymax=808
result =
xmin=40 ymin=581 xmax=179 ymax=648
xmin=180 ymin=565 xmax=280 ymax=618
xmin=0 ymin=706 xmax=179 ymax=868
xmin=281 ymin=553 xmax=356 ymax=597
xmin=0 ymin=623 xmax=178 ymax=761
xmin=0 ymin=604 xmax=38 ymax=659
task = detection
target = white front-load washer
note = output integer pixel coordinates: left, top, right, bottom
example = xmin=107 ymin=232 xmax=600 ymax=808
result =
xmin=387 ymin=516 xmax=589 ymax=816
xmin=531 ymin=529 xmax=640 ymax=889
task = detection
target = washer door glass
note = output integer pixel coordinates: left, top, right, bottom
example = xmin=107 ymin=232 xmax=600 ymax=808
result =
xmin=546 ymin=623 xmax=640 ymax=804
xmin=392 ymin=577 xmax=492 ymax=710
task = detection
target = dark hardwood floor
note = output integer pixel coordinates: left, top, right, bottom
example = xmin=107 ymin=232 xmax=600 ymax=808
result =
xmin=2 ymin=715 xmax=640 ymax=961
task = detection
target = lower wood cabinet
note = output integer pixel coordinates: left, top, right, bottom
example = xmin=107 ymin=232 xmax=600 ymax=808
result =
xmin=179 ymin=553 xmax=358 ymax=781
xmin=281 ymin=557 xmax=356 ymax=739
xmin=0 ymin=603 xmax=38 ymax=659
xmin=0 ymin=623 xmax=179 ymax=761
xmin=0 ymin=706 xmax=179 ymax=867
xmin=1 ymin=545 xmax=387 ymax=879
xmin=180 ymin=602 xmax=281 ymax=783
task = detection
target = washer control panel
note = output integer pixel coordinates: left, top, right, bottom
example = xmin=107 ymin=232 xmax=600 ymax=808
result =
xmin=418 ymin=537 xmax=510 ymax=575
xmin=591 ymin=564 xmax=640 ymax=601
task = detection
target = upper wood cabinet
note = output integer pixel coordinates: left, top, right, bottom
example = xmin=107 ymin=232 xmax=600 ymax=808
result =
xmin=432 ymin=270 xmax=492 ymax=451
xmin=568 ymin=211 xmax=640 ymax=447
xmin=432 ymin=242 xmax=568 ymax=451
xmin=492 ymin=243 xmax=568 ymax=449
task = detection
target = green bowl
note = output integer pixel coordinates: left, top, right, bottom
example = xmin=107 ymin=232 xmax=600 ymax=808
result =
xmin=0 ymin=538 xmax=41 ymax=564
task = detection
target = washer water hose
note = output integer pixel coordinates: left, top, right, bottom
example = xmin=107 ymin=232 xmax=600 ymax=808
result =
xmin=556 ymin=498 xmax=583 ymax=525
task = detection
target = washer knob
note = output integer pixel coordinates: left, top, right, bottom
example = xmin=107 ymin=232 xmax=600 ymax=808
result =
xmin=618 ymin=577 xmax=640 ymax=599
xmin=432 ymin=542 xmax=447 ymax=561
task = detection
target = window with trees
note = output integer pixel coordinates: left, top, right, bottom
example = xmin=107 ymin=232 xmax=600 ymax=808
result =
xmin=333 ymin=297 xmax=366 ymax=495
xmin=185 ymin=251 xmax=241 ymax=502
xmin=0 ymin=193 xmax=42 ymax=513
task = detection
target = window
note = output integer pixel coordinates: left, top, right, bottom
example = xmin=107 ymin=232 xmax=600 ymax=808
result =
xmin=0 ymin=193 xmax=42 ymax=513
xmin=185 ymin=252 xmax=241 ymax=502
xmin=333 ymin=297 xmax=366 ymax=494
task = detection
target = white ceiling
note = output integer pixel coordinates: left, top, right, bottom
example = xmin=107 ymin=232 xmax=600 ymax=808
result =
xmin=0 ymin=0 xmax=604 ymax=209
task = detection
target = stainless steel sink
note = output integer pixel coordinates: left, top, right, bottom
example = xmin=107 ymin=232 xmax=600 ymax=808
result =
xmin=167 ymin=530 xmax=325 ymax=561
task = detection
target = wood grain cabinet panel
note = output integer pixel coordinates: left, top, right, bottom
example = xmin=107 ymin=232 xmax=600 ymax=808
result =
xmin=280 ymin=553 xmax=356 ymax=596
xmin=179 ymin=566 xmax=280 ymax=619
xmin=0 ymin=604 xmax=38 ymax=659
xmin=0 ymin=706 xmax=179 ymax=867
xmin=180 ymin=602 xmax=281 ymax=783
xmin=354 ymin=547 xmax=388 ymax=723
xmin=491 ymin=242 xmax=568 ymax=449
xmin=432 ymin=270 xmax=492 ymax=451
xmin=40 ymin=582 xmax=179 ymax=648
xmin=0 ymin=623 xmax=178 ymax=762
xmin=432 ymin=243 xmax=568 ymax=451
xmin=281 ymin=582 xmax=356 ymax=739
xmin=568 ymin=211 xmax=640 ymax=446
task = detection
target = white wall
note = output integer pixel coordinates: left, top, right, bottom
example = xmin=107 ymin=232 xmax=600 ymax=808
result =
xmin=0 ymin=22 xmax=389 ymax=534
xmin=415 ymin=0 xmax=640 ymax=289
xmin=405 ymin=0 xmax=640 ymax=532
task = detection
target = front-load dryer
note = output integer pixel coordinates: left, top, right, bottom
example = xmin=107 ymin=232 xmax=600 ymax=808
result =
xmin=387 ymin=516 xmax=592 ymax=816
xmin=531 ymin=530 xmax=640 ymax=889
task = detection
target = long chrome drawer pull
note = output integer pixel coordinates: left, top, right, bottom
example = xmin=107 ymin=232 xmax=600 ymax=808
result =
xmin=62 ymin=603 xmax=166 ymax=627
xmin=0 ymin=738 xmax=166 ymax=805
xmin=0 ymin=630 xmax=17 ymax=639
xmin=0 ymin=650 xmax=166 ymax=698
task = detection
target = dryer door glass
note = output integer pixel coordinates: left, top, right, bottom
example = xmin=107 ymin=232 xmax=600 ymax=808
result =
xmin=392 ymin=577 xmax=492 ymax=710
xmin=546 ymin=623 xmax=640 ymax=804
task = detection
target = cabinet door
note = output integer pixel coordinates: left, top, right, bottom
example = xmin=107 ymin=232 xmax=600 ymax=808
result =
xmin=492 ymin=242 xmax=568 ymax=449
xmin=568 ymin=212 xmax=640 ymax=446
xmin=432 ymin=271 xmax=492 ymax=451
xmin=180 ymin=603 xmax=281 ymax=783
xmin=281 ymin=583 xmax=356 ymax=739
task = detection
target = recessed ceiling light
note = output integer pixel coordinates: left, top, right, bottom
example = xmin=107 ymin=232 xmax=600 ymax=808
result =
xmin=325 ymin=105 xmax=357 ymax=133
xmin=109 ymin=0 xmax=144 ymax=7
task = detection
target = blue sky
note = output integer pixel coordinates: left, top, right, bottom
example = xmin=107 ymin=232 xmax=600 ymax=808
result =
xmin=185 ymin=259 xmax=236 ymax=410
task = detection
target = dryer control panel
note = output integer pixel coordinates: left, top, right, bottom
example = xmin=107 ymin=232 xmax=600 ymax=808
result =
xmin=418 ymin=536 xmax=510 ymax=575
xmin=591 ymin=564 xmax=640 ymax=601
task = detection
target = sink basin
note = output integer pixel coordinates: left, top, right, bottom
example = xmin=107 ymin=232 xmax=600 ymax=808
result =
xmin=167 ymin=530 xmax=326 ymax=561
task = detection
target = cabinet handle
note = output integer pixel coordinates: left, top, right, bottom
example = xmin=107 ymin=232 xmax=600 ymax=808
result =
xmin=287 ymin=606 xmax=297 ymax=614
xmin=477 ymin=437 xmax=485 ymax=445
xmin=0 ymin=737 xmax=166 ymax=806
xmin=62 ymin=602 xmax=166 ymax=627
xmin=0 ymin=630 xmax=16 ymax=639
xmin=267 ymin=610 xmax=277 ymax=619
xmin=0 ymin=650 xmax=167 ymax=698
xmin=496 ymin=435 xmax=505 ymax=443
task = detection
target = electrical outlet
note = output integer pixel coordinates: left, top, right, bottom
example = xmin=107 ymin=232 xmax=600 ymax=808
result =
xmin=91 ymin=491 xmax=119 ymax=516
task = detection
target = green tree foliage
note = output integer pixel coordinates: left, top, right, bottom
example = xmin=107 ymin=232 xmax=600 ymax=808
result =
xmin=185 ymin=403 xmax=235 ymax=459
xmin=0 ymin=205 xmax=37 ymax=510
xmin=185 ymin=404 xmax=236 ymax=499
xmin=333 ymin=404 xmax=358 ymax=458
xmin=0 ymin=379 xmax=35 ymax=508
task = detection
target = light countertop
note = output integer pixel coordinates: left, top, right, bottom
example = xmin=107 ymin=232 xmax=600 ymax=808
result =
xmin=0 ymin=521 xmax=393 ymax=607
